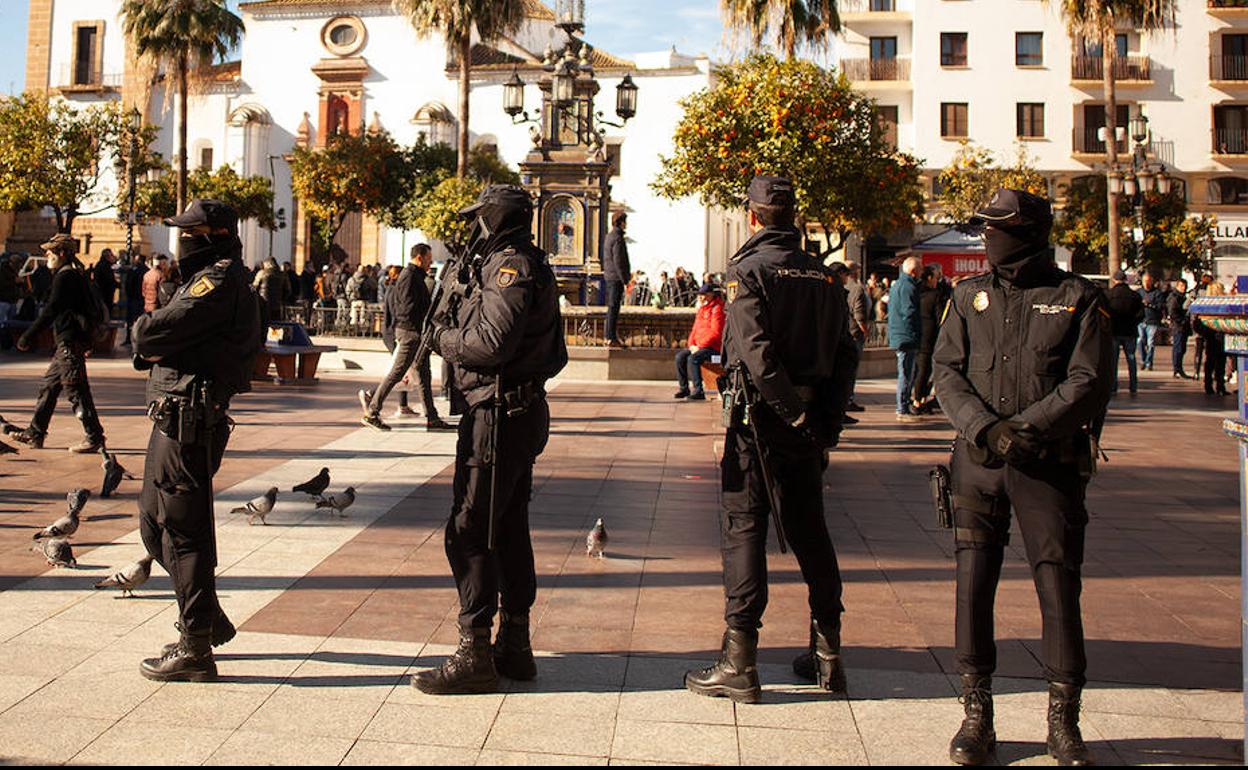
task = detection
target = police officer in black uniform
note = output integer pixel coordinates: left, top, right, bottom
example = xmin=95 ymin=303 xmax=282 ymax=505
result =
xmin=684 ymin=176 xmax=858 ymax=704
xmin=414 ymin=185 xmax=568 ymax=695
xmin=933 ymin=189 xmax=1112 ymax=766
xmin=132 ymin=200 xmax=262 ymax=682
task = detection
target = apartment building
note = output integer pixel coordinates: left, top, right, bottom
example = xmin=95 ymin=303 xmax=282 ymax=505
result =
xmin=839 ymin=0 xmax=1248 ymax=280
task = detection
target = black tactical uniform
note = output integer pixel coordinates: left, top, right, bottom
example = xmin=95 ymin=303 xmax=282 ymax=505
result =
xmin=133 ymin=200 xmax=262 ymax=683
xmin=415 ymin=185 xmax=568 ymax=695
xmin=933 ymin=189 xmax=1112 ymax=766
xmin=685 ymin=177 xmax=858 ymax=704
xmin=13 ymin=234 xmax=107 ymax=452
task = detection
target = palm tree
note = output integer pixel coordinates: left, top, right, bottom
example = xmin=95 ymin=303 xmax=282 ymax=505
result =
xmin=720 ymin=0 xmax=841 ymax=61
xmin=394 ymin=0 xmax=527 ymax=178
xmin=1048 ymin=0 xmax=1175 ymax=276
xmin=122 ymin=0 xmax=243 ymax=213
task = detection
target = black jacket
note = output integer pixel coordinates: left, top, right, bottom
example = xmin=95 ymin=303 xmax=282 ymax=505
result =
xmin=299 ymin=269 xmax=318 ymax=302
xmin=1105 ymin=283 xmax=1144 ymax=339
xmin=1165 ymin=290 xmax=1189 ymax=331
xmin=93 ymin=261 xmax=117 ymax=308
xmin=723 ymin=226 xmax=857 ymax=432
xmin=133 ymin=250 xmax=263 ymax=407
xmin=391 ymin=264 xmax=431 ymax=332
xmin=934 ymin=264 xmax=1113 ymax=448
xmin=1139 ymin=287 xmax=1166 ymax=326
xmin=22 ymin=264 xmax=92 ymax=348
xmin=602 ymin=226 xmax=630 ymax=283
xmin=438 ymin=232 xmax=568 ymax=407
xmin=918 ymin=285 xmax=944 ymax=353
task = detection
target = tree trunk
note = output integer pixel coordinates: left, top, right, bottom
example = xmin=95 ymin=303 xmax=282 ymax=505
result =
xmin=177 ymin=50 xmax=189 ymax=215
xmin=1103 ymin=27 xmax=1121 ymax=277
xmin=457 ymin=33 xmax=471 ymax=179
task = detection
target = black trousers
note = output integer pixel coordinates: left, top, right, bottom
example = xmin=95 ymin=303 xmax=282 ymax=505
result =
xmin=446 ymin=397 xmax=549 ymax=629
xmin=139 ymin=421 xmax=229 ymax=637
xmin=951 ymin=439 xmax=1088 ymax=686
xmin=30 ymin=343 xmax=105 ymax=442
xmin=604 ymin=280 xmax=624 ymax=343
xmin=369 ymin=328 xmax=438 ymax=418
xmin=912 ymin=349 xmax=935 ymax=404
xmin=720 ymin=409 xmax=843 ymax=631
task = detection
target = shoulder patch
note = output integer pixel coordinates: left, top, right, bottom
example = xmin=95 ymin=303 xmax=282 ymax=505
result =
xmin=189 ymin=276 xmax=218 ymax=298
xmin=497 ymin=266 xmax=519 ymax=288
xmin=725 ymin=280 xmax=739 ymax=303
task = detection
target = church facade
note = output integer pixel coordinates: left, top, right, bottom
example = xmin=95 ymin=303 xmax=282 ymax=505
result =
xmin=19 ymin=0 xmax=749 ymax=289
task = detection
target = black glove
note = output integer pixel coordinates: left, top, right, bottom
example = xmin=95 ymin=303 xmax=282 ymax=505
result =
xmin=983 ymin=420 xmax=1042 ymax=466
xmin=427 ymin=324 xmax=449 ymax=356
xmin=132 ymin=354 xmax=155 ymax=372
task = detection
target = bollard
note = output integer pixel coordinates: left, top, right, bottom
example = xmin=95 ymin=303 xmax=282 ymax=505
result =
xmin=1190 ymin=294 xmax=1248 ymax=757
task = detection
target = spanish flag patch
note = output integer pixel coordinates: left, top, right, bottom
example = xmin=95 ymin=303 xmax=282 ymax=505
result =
xmin=726 ymin=281 xmax=739 ymax=303
xmin=188 ymin=276 xmax=217 ymax=298
xmin=497 ymin=266 xmax=518 ymax=288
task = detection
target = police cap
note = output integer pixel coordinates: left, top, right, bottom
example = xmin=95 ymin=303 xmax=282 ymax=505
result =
xmin=744 ymin=175 xmax=797 ymax=208
xmin=39 ymin=233 xmax=79 ymax=256
xmin=969 ymin=188 xmax=1053 ymax=231
xmin=164 ymin=199 xmax=239 ymax=234
xmin=457 ymin=185 xmax=533 ymax=220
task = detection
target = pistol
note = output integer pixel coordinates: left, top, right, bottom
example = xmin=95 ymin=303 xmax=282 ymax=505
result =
xmin=930 ymin=465 xmax=953 ymax=530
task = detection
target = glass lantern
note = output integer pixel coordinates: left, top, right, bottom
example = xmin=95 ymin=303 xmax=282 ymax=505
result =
xmin=615 ymin=75 xmax=638 ymax=120
xmin=503 ymin=71 xmax=525 ymax=117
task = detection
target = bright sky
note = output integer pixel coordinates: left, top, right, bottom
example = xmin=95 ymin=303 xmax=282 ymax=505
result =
xmin=0 ymin=0 xmax=734 ymax=97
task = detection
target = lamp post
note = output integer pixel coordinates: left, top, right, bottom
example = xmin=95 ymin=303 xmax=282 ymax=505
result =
xmin=1109 ymin=113 xmax=1172 ymax=271
xmin=125 ymin=107 xmax=142 ymax=260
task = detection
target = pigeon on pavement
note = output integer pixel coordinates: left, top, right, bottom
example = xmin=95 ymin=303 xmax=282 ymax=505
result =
xmin=66 ymin=488 xmax=90 ymax=518
xmin=0 ymin=414 xmax=18 ymax=435
xmin=587 ymin=518 xmax=608 ymax=558
xmin=231 ymin=486 xmax=278 ymax=525
xmin=293 ymin=467 xmax=331 ymax=498
xmin=33 ymin=507 xmax=80 ymax=540
xmin=0 ymin=440 xmax=17 ymax=455
xmin=32 ymin=538 xmax=76 ymax=568
xmin=100 ymin=450 xmax=133 ymax=498
xmin=315 ymin=487 xmax=356 ymax=517
xmin=95 ymin=555 xmax=154 ymax=597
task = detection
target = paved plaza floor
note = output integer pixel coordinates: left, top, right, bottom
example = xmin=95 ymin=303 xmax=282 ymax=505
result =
xmin=0 ymin=351 xmax=1242 ymax=765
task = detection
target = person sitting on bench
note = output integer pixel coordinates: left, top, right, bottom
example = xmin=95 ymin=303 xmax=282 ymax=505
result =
xmin=675 ymin=282 xmax=725 ymax=401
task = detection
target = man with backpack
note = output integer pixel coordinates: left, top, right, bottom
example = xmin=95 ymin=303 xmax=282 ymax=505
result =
xmin=11 ymin=234 xmax=108 ymax=452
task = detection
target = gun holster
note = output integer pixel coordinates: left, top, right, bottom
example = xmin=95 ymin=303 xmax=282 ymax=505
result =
xmin=930 ymin=465 xmax=954 ymax=530
xmin=148 ymin=380 xmax=220 ymax=445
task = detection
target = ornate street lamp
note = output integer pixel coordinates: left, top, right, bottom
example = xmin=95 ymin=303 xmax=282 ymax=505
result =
xmin=1105 ymin=112 xmax=1176 ymax=257
xmin=555 ymin=0 xmax=585 ymax=33
xmin=503 ymin=70 xmax=526 ymax=117
xmin=615 ymin=74 xmax=638 ymax=120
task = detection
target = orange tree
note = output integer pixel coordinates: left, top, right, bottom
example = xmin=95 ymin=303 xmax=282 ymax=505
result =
xmin=289 ymin=129 xmax=413 ymax=249
xmin=653 ymin=54 xmax=923 ymax=254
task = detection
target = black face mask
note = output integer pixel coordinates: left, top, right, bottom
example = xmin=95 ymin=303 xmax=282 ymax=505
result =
xmin=984 ymin=225 xmax=1053 ymax=286
xmin=178 ymin=233 xmax=240 ymax=277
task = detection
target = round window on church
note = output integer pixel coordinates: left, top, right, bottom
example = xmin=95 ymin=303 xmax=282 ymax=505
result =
xmin=321 ymin=16 xmax=366 ymax=57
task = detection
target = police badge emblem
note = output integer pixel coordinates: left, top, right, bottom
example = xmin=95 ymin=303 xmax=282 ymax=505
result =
xmin=497 ymin=266 xmax=518 ymax=288
xmin=972 ymin=290 xmax=990 ymax=313
xmin=726 ymin=281 xmax=739 ymax=303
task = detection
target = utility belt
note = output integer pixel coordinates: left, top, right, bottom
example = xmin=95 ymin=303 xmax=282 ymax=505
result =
xmin=492 ymin=380 xmax=544 ymax=417
xmin=147 ymin=380 xmax=224 ymax=444
xmin=721 ymin=368 xmax=820 ymax=431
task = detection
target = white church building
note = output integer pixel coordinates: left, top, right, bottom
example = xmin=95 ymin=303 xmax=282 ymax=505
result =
xmin=18 ymin=0 xmax=749 ymax=288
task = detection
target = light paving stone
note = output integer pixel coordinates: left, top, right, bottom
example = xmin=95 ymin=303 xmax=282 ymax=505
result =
xmin=738 ymin=725 xmax=869 ymax=765
xmin=503 ymin=681 xmax=621 ymax=720
xmin=0 ymin=674 xmax=51 ymax=713
xmin=73 ymin=719 xmax=233 ymax=765
xmin=340 ymin=739 xmax=480 ymax=765
xmin=359 ymin=702 xmax=497 ymax=749
xmin=0 ymin=711 xmax=113 ymax=763
xmin=204 ymin=729 xmax=355 ymax=765
xmin=851 ymin=697 xmax=962 ymax=766
xmin=530 ymin=653 xmax=629 ymax=688
xmin=477 ymin=748 xmax=611 ymax=765
xmin=618 ymin=687 xmax=732 ymax=725
xmin=622 ymin=656 xmax=707 ymax=691
xmin=485 ymin=709 xmax=614 ymax=758
xmin=8 ymin=667 xmax=162 ymax=721
xmin=123 ymin=682 xmax=272 ymax=730
xmin=735 ymin=682 xmax=854 ymax=730
xmin=389 ymin=675 xmax=506 ymax=711
xmin=240 ymin=686 xmax=383 ymax=739
xmin=1169 ymin=688 xmax=1244 ymax=725
xmin=610 ymin=719 xmax=739 ymax=765
xmin=0 ymin=640 xmax=94 ymax=678
xmin=1083 ymin=710 xmax=1244 ymax=764
xmin=277 ymin=661 xmax=402 ymax=703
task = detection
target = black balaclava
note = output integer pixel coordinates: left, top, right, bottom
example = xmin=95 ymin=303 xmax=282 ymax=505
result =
xmin=466 ymin=204 xmax=531 ymax=259
xmin=178 ymin=232 xmax=241 ymax=278
xmin=985 ymin=223 xmax=1053 ymax=287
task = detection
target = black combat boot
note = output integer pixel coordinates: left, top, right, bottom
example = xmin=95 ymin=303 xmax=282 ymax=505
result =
xmin=140 ymin=633 xmax=217 ymax=682
xmin=684 ymin=628 xmax=761 ymax=704
xmin=493 ymin=612 xmax=537 ymax=681
xmin=11 ymin=428 xmax=43 ymax=449
xmin=162 ymin=610 xmax=237 ymax=656
xmin=1047 ymin=682 xmax=1092 ymax=766
xmin=413 ymin=627 xmax=499 ymax=694
xmin=791 ymin=619 xmax=847 ymax=692
xmin=949 ymin=674 xmax=995 ymax=765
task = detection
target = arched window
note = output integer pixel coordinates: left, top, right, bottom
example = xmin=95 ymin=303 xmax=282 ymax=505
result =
xmin=1209 ymin=176 xmax=1248 ymax=205
xmin=411 ymin=102 xmax=456 ymax=147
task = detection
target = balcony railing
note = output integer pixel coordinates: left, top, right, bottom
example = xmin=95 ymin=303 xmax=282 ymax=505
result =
xmin=842 ymin=0 xmax=897 ymax=10
xmin=1210 ymin=1 xmax=1248 ymax=9
xmin=1072 ymin=127 xmax=1128 ymax=155
xmin=56 ymin=63 xmax=122 ymax=90
xmin=1071 ymin=54 xmax=1152 ymax=82
xmin=1212 ymin=55 xmax=1248 ymax=81
xmin=1214 ymin=128 xmax=1248 ymax=154
xmin=841 ymin=57 xmax=911 ymax=82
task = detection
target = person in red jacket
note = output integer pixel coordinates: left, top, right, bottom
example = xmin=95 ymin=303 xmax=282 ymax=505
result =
xmin=675 ymin=283 xmax=725 ymax=401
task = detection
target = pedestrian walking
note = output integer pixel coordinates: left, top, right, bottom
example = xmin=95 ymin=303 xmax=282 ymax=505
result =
xmin=1167 ymin=278 xmax=1192 ymax=379
xmin=1105 ymin=270 xmax=1144 ymax=396
xmin=888 ymin=257 xmax=923 ymax=420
